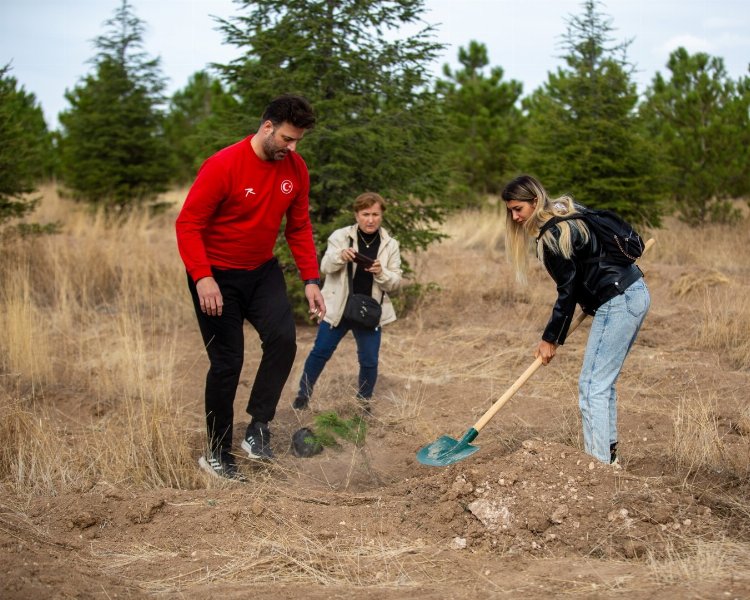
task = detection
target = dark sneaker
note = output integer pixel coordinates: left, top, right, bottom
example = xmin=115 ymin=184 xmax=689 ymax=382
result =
xmin=292 ymin=395 xmax=309 ymax=410
xmin=242 ymin=421 xmax=275 ymax=460
xmin=198 ymin=450 xmax=246 ymax=482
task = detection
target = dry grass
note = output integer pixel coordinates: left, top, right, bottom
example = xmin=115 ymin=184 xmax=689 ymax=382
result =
xmin=0 ymin=392 xmax=78 ymax=495
xmin=670 ymin=269 xmax=731 ymax=297
xmin=440 ymin=206 xmax=506 ymax=256
xmin=668 ymin=390 xmax=748 ymax=478
xmin=381 ymin=380 xmax=431 ymax=438
xmin=646 ymin=215 xmax=750 ymax=275
xmin=0 ymin=186 xmax=197 ymax=493
xmin=647 ymin=538 xmax=750 ymax=585
xmin=698 ymin=287 xmax=750 ymax=370
xmin=0 ymin=265 xmax=53 ymax=395
xmin=95 ymin=531 xmax=438 ymax=592
xmin=2 ymin=187 xmax=750 ymax=597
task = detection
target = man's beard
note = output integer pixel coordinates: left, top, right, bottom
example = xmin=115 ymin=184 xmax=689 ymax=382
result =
xmin=262 ymin=133 xmax=288 ymax=161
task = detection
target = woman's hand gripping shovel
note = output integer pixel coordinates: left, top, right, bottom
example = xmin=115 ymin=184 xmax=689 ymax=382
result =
xmin=417 ymin=238 xmax=655 ymax=467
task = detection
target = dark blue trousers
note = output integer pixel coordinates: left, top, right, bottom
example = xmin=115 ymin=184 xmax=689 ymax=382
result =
xmin=297 ymin=320 xmax=381 ymax=401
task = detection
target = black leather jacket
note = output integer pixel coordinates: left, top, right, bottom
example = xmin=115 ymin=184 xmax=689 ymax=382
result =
xmin=540 ymin=225 xmax=643 ymax=345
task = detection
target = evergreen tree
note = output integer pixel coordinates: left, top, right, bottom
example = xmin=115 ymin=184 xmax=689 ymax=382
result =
xmin=521 ymin=0 xmax=662 ymax=226
xmin=58 ymin=0 xmax=171 ymax=210
xmin=0 ymin=64 xmax=53 ymax=228
xmin=436 ymin=41 xmax=524 ymax=204
xmin=214 ymin=0 xmax=449 ymax=251
xmin=641 ymin=48 xmax=750 ymax=225
xmin=165 ymin=71 xmax=241 ymax=184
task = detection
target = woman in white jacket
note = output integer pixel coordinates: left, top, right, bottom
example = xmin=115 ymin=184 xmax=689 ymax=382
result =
xmin=293 ymin=192 xmax=402 ymax=414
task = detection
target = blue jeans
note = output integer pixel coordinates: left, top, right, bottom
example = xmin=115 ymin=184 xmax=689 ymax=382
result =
xmin=578 ymin=279 xmax=650 ymax=463
xmin=298 ymin=321 xmax=381 ymax=401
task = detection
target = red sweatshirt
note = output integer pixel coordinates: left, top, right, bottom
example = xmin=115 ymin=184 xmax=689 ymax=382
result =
xmin=175 ymin=136 xmax=319 ymax=283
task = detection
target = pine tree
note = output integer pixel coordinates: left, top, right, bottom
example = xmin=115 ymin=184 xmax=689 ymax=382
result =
xmin=0 ymin=64 xmax=53 ymax=228
xmin=58 ymin=0 xmax=171 ymax=210
xmin=521 ymin=0 xmax=662 ymax=226
xmin=641 ymin=48 xmax=750 ymax=225
xmin=214 ymin=0 xmax=450 ymax=251
xmin=436 ymin=41 xmax=524 ymax=204
xmin=165 ymin=71 xmax=241 ymax=184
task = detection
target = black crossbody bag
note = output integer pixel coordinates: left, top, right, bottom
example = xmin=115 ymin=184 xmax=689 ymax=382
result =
xmin=342 ymin=239 xmax=383 ymax=329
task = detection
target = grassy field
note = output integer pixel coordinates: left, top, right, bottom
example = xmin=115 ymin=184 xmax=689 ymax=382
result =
xmin=1 ymin=185 xmax=749 ymax=598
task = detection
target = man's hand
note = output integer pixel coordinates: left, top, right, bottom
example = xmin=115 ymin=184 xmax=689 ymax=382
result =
xmin=196 ymin=276 xmax=223 ymax=316
xmin=535 ymin=340 xmax=557 ymax=365
xmin=305 ymin=283 xmax=326 ymax=323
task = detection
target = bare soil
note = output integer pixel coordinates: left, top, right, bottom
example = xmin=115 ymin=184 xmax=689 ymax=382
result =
xmin=2 ymin=235 xmax=750 ymax=599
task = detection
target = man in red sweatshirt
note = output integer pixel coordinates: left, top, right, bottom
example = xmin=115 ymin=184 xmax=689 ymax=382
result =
xmin=176 ymin=94 xmax=326 ymax=480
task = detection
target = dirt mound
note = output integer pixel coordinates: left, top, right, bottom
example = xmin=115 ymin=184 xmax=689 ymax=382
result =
xmin=400 ymin=439 xmax=721 ymax=559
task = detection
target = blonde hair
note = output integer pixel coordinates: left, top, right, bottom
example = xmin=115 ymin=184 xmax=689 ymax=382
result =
xmin=501 ymin=175 xmax=589 ymax=283
xmin=353 ymin=192 xmax=386 ymax=213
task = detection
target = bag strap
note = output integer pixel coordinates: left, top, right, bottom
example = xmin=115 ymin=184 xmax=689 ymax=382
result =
xmin=536 ymin=212 xmax=615 ymax=265
xmin=347 ymin=236 xmax=384 ymax=304
xmin=536 ymin=213 xmax=584 ymax=242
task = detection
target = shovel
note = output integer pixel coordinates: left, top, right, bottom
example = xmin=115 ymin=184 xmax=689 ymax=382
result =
xmin=417 ymin=238 xmax=655 ymax=467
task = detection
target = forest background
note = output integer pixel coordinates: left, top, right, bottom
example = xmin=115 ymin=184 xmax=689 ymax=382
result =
xmin=3 ymin=0 xmax=749 ymax=247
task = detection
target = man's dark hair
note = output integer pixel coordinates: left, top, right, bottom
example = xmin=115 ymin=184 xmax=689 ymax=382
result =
xmin=262 ymin=94 xmax=316 ymax=130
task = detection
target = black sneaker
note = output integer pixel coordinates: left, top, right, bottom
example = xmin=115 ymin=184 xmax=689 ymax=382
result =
xmin=242 ymin=421 xmax=275 ymax=460
xmin=292 ymin=395 xmax=309 ymax=410
xmin=198 ymin=450 xmax=246 ymax=482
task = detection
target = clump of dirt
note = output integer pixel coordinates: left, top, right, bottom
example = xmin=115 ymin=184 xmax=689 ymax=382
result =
xmin=399 ymin=439 xmax=721 ymax=559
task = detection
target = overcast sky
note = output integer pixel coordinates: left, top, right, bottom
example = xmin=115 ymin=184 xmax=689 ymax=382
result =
xmin=2 ymin=0 xmax=749 ymax=129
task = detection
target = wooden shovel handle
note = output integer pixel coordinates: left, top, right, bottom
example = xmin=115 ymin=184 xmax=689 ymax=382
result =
xmin=471 ymin=237 xmax=655 ymax=433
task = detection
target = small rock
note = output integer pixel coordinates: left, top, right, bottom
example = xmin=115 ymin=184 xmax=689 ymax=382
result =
xmin=251 ymin=499 xmax=264 ymax=516
xmin=550 ymin=505 xmax=569 ymax=524
xmin=468 ymin=499 xmax=512 ymax=531
xmin=72 ymin=513 xmax=97 ymax=529
xmin=525 ymin=513 xmax=550 ymax=533
xmin=450 ymin=537 xmax=467 ymax=550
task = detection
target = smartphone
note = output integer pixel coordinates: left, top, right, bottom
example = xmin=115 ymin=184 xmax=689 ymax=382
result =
xmin=352 ymin=252 xmax=374 ymax=267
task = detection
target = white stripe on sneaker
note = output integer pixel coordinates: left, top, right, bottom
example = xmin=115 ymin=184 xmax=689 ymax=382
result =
xmin=198 ymin=456 xmax=221 ymax=478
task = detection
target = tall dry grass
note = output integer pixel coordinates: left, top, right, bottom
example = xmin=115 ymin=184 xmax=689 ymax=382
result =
xmin=0 ymin=185 xmax=198 ymax=493
xmin=647 ymin=538 xmax=750 ymax=585
xmin=650 ymin=212 xmax=750 ymax=369
xmin=698 ymin=288 xmax=750 ymax=370
xmin=670 ymin=392 xmax=725 ymax=474
xmin=3 ymin=188 xmax=750 ymax=494
xmin=670 ymin=388 xmax=749 ymax=481
xmin=645 ymin=214 xmax=750 ymax=276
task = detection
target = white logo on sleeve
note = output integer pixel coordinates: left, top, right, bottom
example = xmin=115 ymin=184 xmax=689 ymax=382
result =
xmin=245 ymin=187 xmax=256 ymax=197
xmin=280 ymin=180 xmax=293 ymax=194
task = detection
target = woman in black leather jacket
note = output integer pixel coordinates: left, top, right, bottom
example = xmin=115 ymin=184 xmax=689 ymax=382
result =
xmin=501 ymin=175 xmax=650 ymax=465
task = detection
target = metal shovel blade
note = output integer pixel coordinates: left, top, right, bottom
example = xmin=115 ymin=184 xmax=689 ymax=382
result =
xmin=416 ymin=429 xmax=479 ymax=466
